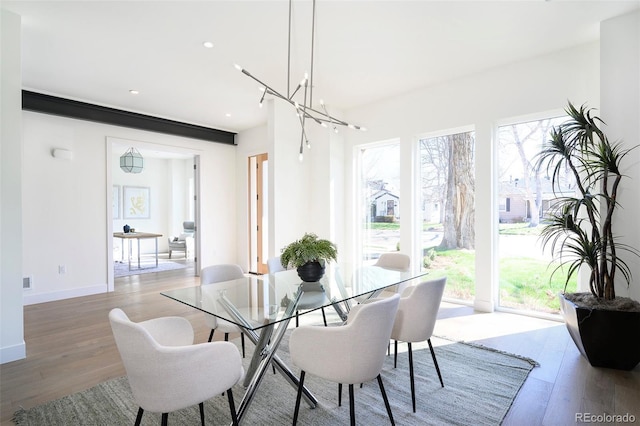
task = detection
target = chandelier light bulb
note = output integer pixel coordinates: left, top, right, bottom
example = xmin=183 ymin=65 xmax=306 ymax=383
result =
xmin=233 ymin=0 xmax=365 ymax=158
xmin=299 ymin=152 xmax=304 ymax=162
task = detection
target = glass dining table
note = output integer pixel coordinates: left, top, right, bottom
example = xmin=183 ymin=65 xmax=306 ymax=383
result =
xmin=161 ymin=263 xmax=427 ymax=424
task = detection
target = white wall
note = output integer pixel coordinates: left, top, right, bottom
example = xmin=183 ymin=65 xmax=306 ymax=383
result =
xmin=21 ymin=111 xmax=237 ymax=305
xmin=342 ymin=42 xmax=601 ymax=311
xmin=235 ymin=122 xmax=268 ymax=271
xmin=1 ymin=9 xmax=25 ymax=363
xmin=236 ymin=99 xmax=342 ymax=269
xmin=601 ymin=11 xmax=640 ymax=301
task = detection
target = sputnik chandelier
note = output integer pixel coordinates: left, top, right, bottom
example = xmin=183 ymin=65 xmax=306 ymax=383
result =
xmin=234 ymin=0 xmax=365 ymax=161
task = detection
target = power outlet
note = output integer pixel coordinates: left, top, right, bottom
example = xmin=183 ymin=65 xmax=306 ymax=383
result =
xmin=58 ymin=265 xmax=66 ymax=274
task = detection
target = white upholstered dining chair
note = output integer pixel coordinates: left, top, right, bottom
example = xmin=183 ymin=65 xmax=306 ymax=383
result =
xmin=201 ymin=264 xmax=248 ymax=357
xmin=289 ymin=294 xmax=400 ymax=425
xmin=374 ymin=252 xmax=411 ymax=271
xmin=109 ymin=308 xmax=243 ymax=426
xmin=391 ymin=277 xmax=447 ymax=412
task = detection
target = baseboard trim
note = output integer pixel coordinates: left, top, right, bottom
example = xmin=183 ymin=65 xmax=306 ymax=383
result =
xmin=23 ymin=284 xmax=107 ymax=306
xmin=0 ymin=341 xmax=26 ymax=364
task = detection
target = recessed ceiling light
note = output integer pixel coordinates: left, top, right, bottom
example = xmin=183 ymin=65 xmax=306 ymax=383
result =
xmin=203 ymin=41 xmax=214 ymax=49
xmin=225 ymin=113 xmax=231 ymax=117
xmin=129 ymin=90 xmax=139 ymax=95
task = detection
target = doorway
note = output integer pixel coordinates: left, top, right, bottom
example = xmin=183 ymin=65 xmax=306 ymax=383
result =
xmin=248 ymin=153 xmax=268 ymax=274
xmin=107 ymin=138 xmax=200 ymax=291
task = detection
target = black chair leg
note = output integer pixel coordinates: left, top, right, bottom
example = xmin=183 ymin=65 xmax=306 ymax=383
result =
xmin=134 ymin=407 xmax=144 ymax=426
xmin=296 ymin=311 xmax=300 ymax=327
xmin=161 ymin=413 xmax=168 ymax=426
xmin=321 ymin=308 xmax=327 ymax=326
xmin=241 ymin=333 xmax=246 ymax=358
xmin=408 ymin=342 xmax=416 ymax=412
xmin=227 ymin=387 xmax=239 ymax=426
xmin=394 ymin=340 xmax=398 ymax=368
xmin=338 ymin=383 xmax=342 ymax=406
xmin=224 ymin=332 xmax=229 ymax=341
xmin=387 ymin=341 xmax=390 ymax=356
xmin=428 ymin=338 xmax=444 ymax=387
xmin=292 ymin=371 xmax=306 ymax=425
xmin=199 ymin=402 xmax=205 ymax=426
xmin=207 ymin=329 xmax=215 ymax=342
xmin=349 ymin=384 xmax=356 ymax=426
xmin=377 ymin=374 xmax=395 ymax=426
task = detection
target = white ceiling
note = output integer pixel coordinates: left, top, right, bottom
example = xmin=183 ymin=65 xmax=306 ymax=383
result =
xmin=4 ymin=1 xmax=639 ymax=135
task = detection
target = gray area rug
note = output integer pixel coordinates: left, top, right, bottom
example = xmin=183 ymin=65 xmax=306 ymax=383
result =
xmin=13 ymin=335 xmax=537 ymax=425
xmin=114 ymin=260 xmax=187 ymax=278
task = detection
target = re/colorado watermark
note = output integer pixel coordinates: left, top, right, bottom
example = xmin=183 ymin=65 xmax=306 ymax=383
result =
xmin=576 ymin=413 xmax=636 ymax=423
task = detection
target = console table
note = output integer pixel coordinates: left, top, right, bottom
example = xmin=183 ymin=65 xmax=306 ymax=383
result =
xmin=113 ymin=232 xmax=163 ymax=271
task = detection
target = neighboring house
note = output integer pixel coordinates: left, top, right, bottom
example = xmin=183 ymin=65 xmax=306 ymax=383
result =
xmin=498 ymin=177 xmax=574 ymax=223
xmin=370 ymin=189 xmax=400 ymax=221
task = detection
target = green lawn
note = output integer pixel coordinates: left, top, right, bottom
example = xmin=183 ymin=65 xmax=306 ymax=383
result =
xmin=364 ymin=221 xmax=577 ymax=313
xmin=423 ymin=248 xmax=577 ymax=314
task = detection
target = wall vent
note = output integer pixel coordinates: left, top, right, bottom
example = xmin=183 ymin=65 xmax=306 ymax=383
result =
xmin=23 ymin=276 xmax=32 ymax=290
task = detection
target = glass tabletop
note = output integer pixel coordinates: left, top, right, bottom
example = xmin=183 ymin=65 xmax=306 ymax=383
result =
xmin=161 ymin=263 xmax=427 ymax=331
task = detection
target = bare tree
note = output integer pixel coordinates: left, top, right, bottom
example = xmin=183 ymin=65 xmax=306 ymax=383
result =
xmin=501 ymin=120 xmax=556 ymax=227
xmin=419 ymin=138 xmax=448 ymax=223
xmin=439 ymin=132 xmax=475 ymax=250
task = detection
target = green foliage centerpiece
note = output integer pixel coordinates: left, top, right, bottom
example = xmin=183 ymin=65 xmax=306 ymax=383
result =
xmin=280 ymin=233 xmax=338 ymax=282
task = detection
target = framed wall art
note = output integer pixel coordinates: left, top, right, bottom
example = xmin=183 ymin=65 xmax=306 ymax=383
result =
xmin=123 ymin=186 xmax=150 ymax=219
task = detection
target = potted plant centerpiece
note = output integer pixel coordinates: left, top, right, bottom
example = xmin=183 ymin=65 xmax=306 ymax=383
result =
xmin=535 ymin=102 xmax=640 ymax=370
xmin=280 ymin=233 xmax=338 ymax=282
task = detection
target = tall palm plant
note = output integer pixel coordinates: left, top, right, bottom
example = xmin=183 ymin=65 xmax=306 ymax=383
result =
xmin=534 ymin=102 xmax=638 ymax=300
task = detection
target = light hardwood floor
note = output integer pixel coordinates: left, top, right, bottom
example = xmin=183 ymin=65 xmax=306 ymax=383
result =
xmin=1 ymin=266 xmax=638 ymax=425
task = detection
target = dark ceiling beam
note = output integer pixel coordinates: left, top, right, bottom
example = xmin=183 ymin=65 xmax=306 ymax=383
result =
xmin=22 ymin=90 xmax=236 ymax=145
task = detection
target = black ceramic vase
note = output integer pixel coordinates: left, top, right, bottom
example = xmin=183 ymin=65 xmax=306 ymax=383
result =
xmin=123 ymin=224 xmax=130 ymax=233
xmin=296 ymin=261 xmax=325 ymax=282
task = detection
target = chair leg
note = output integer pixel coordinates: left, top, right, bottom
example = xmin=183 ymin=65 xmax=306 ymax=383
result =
xmin=241 ymin=333 xmax=246 ymax=358
xmin=394 ymin=340 xmax=398 ymax=368
xmin=161 ymin=413 xmax=168 ymax=426
xmin=428 ymin=338 xmax=444 ymax=387
xmin=321 ymin=308 xmax=327 ymax=326
xmin=349 ymin=384 xmax=356 ymax=426
xmin=224 ymin=332 xmax=229 ymax=341
xmin=208 ymin=329 xmax=215 ymax=342
xmin=199 ymin=402 xmax=205 ymax=426
xmin=134 ymin=407 xmax=144 ymax=426
xmin=377 ymin=374 xmax=395 ymax=426
xmin=168 ymin=250 xmax=172 ymax=259
xmin=292 ymin=371 xmax=306 ymax=425
xmin=387 ymin=341 xmax=390 ymax=356
xmin=296 ymin=311 xmax=300 ymax=327
xmin=227 ymin=387 xmax=239 ymax=426
xmin=408 ymin=342 xmax=416 ymax=413
xmin=338 ymin=383 xmax=342 ymax=407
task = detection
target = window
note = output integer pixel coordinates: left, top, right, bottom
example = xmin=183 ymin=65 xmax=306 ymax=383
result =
xmin=358 ymin=142 xmax=401 ymax=264
xmin=418 ymin=130 xmax=475 ymax=302
xmin=497 ymin=116 xmax=576 ymax=314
